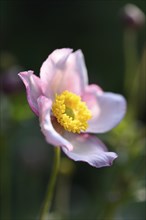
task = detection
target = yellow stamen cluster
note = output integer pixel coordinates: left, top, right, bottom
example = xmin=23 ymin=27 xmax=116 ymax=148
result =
xmin=52 ymin=91 xmax=92 ymax=133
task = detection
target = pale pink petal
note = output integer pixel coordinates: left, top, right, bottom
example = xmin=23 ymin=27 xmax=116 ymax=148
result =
xmin=40 ymin=49 xmax=88 ymax=98
xmin=37 ymin=96 xmax=73 ymax=151
xmin=83 ymin=84 xmax=103 ymax=94
xmin=40 ymin=48 xmax=73 ymax=80
xmin=62 ymin=133 xmax=118 ymax=168
xmin=40 ymin=48 xmax=73 ymax=99
xmin=82 ymin=85 xmax=127 ymax=133
xmin=18 ymin=71 xmax=43 ymax=115
xmin=62 ymin=49 xmax=88 ymax=94
xmin=49 ymin=48 xmax=73 ymax=67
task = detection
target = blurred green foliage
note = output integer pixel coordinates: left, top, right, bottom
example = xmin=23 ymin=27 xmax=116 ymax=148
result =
xmin=0 ymin=1 xmax=146 ymax=220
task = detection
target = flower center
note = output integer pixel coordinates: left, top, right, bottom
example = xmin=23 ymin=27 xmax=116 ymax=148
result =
xmin=52 ymin=91 xmax=92 ymax=133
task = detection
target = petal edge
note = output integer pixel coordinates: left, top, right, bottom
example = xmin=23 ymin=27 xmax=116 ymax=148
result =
xmin=18 ymin=71 xmax=43 ymax=115
xmin=83 ymin=90 xmax=127 ymax=133
xmin=37 ymin=96 xmax=73 ymax=151
xmin=62 ymin=133 xmax=118 ymax=168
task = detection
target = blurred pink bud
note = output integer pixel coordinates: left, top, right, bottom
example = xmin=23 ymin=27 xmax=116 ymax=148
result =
xmin=120 ymin=4 xmax=145 ymax=29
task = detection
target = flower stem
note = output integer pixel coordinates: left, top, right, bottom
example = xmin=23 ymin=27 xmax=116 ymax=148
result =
xmin=39 ymin=147 xmax=61 ymax=220
xmin=123 ymin=29 xmax=138 ymax=97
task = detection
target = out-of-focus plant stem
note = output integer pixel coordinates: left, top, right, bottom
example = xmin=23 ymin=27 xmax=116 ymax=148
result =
xmin=124 ymin=28 xmax=146 ymax=119
xmin=39 ymin=147 xmax=60 ymax=220
xmin=124 ymin=29 xmax=138 ymax=98
xmin=55 ymin=158 xmax=75 ymax=219
xmin=130 ymin=47 xmax=146 ymax=119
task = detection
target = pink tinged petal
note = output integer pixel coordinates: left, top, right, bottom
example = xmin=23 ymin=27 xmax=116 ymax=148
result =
xmin=40 ymin=48 xmax=73 ymax=98
xmin=83 ymin=84 xmax=103 ymax=95
xmin=63 ymin=49 xmax=88 ymax=94
xmin=82 ymin=87 xmax=127 ymax=133
xmin=40 ymin=48 xmax=88 ymax=98
xmin=49 ymin=48 xmax=73 ymax=67
xmin=62 ymin=133 xmax=118 ymax=168
xmin=37 ymin=96 xmax=73 ymax=151
xmin=18 ymin=71 xmax=43 ymax=115
xmin=40 ymin=48 xmax=73 ymax=77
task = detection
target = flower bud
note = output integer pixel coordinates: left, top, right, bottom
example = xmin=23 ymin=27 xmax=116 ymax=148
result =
xmin=0 ymin=52 xmax=23 ymax=94
xmin=120 ymin=4 xmax=145 ymax=29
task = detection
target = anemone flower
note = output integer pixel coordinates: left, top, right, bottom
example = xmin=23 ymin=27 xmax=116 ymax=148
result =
xmin=18 ymin=48 xmax=126 ymax=168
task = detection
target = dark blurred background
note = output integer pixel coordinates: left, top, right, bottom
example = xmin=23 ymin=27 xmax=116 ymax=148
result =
xmin=0 ymin=1 xmax=146 ymax=220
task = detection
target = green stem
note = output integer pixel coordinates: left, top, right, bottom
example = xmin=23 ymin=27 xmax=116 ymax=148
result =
xmin=39 ymin=147 xmax=60 ymax=220
xmin=123 ymin=28 xmax=138 ymax=97
xmin=123 ymin=28 xmax=139 ymax=118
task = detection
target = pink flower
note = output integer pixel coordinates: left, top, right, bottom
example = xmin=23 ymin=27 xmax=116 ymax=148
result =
xmin=18 ymin=48 xmax=126 ymax=168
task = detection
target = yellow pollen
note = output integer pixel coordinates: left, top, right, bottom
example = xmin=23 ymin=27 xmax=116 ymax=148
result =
xmin=52 ymin=91 xmax=92 ymax=133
